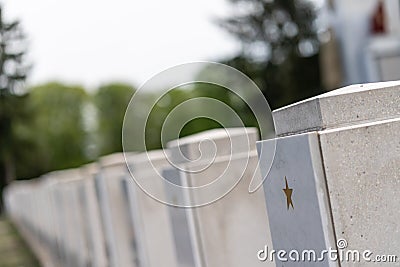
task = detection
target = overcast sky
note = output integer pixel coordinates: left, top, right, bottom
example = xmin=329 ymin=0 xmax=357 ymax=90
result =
xmin=2 ymin=0 xmax=241 ymax=90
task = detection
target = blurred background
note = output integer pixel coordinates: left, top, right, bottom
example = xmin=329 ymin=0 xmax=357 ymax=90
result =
xmin=1 ymin=0 xmax=399 ymax=219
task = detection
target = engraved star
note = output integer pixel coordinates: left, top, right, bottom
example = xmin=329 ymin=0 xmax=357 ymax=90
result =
xmin=283 ymin=176 xmax=294 ymax=210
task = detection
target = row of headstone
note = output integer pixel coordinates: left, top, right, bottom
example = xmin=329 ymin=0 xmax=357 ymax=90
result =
xmin=4 ymin=81 xmax=399 ymax=267
xmin=3 ymin=126 xmax=275 ymax=267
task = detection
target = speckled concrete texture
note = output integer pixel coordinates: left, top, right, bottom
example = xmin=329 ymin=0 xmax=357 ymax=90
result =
xmin=319 ymin=118 xmax=400 ymax=266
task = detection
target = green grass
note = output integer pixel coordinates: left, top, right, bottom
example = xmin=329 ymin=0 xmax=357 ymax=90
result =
xmin=0 ymin=217 xmax=41 ymax=267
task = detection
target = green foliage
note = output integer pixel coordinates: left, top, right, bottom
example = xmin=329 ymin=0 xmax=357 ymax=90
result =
xmin=143 ymin=83 xmax=258 ymax=150
xmin=28 ymin=82 xmax=89 ymax=172
xmin=192 ymin=83 xmax=258 ymax=129
xmin=219 ymin=0 xmax=323 ymax=109
xmin=144 ymin=88 xmax=192 ymax=150
xmin=2 ymin=93 xmax=38 ymax=180
xmin=223 ymin=53 xmax=322 ymax=109
xmin=94 ymin=83 xmax=135 ymax=156
xmin=0 ymin=5 xmax=30 ymax=210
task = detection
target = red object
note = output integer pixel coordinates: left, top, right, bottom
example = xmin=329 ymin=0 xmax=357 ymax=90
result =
xmin=371 ymin=1 xmax=386 ymax=34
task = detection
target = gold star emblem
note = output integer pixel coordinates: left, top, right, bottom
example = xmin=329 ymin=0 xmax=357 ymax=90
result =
xmin=283 ymin=176 xmax=294 ymax=210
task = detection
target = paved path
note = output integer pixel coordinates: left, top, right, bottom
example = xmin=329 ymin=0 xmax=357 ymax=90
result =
xmin=0 ymin=217 xmax=40 ymax=267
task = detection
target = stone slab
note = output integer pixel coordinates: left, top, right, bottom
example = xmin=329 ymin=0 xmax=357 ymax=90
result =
xmin=125 ymin=150 xmax=180 ymax=267
xmin=162 ymin=167 xmax=198 ymax=267
xmin=167 ymin=127 xmax=258 ymax=164
xmin=167 ymin=127 xmax=273 ymax=267
xmin=182 ymin=154 xmax=273 ymax=267
xmin=257 ymin=132 xmax=337 ymax=266
xmin=97 ymin=153 xmax=138 ymax=267
xmin=79 ymin=163 xmax=108 ymax=267
xmin=319 ymin=117 xmax=400 ymax=266
xmin=273 ymin=81 xmax=400 ymax=136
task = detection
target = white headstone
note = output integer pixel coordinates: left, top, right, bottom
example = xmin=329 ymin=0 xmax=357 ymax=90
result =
xmin=258 ymin=82 xmax=400 ymax=266
xmin=96 ymin=153 xmax=138 ymax=267
xmin=167 ymin=128 xmax=274 ymax=267
xmin=124 ymin=150 xmax=181 ymax=267
xmin=79 ymin=163 xmax=109 ymax=267
xmin=48 ymin=169 xmax=89 ymax=267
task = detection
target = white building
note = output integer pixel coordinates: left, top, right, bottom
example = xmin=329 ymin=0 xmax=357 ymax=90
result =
xmin=321 ymin=0 xmax=400 ymax=88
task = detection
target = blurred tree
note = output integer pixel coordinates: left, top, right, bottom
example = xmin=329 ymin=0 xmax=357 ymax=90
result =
xmin=0 ymin=5 xmax=30 ymax=208
xmin=8 ymin=94 xmax=38 ymax=179
xmin=143 ymin=83 xmax=258 ymax=150
xmin=192 ymin=82 xmax=258 ymax=128
xmin=219 ymin=0 xmax=323 ymax=109
xmin=144 ymin=88 xmax=192 ymax=150
xmin=29 ymin=83 xmax=89 ymax=172
xmin=94 ymin=83 xmax=135 ymax=155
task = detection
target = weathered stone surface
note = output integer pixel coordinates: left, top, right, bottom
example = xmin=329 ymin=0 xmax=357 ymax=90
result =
xmin=47 ymin=169 xmax=89 ymax=267
xmin=79 ymin=163 xmax=108 ymax=267
xmin=125 ymin=150 xmax=180 ymax=267
xmin=97 ymin=153 xmax=138 ymax=267
xmin=319 ymin=118 xmax=400 ymax=265
xmin=186 ymin=154 xmax=274 ymax=267
xmin=167 ymin=128 xmax=274 ymax=267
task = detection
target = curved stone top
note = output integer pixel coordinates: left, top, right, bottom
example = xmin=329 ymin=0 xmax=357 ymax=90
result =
xmin=128 ymin=149 xmax=169 ymax=171
xmin=273 ymin=81 xmax=400 ymax=136
xmin=40 ymin=168 xmax=83 ymax=184
xmin=167 ymin=127 xmax=259 ymax=164
xmin=98 ymin=152 xmax=137 ymax=168
xmin=80 ymin=163 xmax=99 ymax=177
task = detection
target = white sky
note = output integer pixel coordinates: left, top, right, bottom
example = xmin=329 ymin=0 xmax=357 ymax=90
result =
xmin=2 ymin=0 xmax=241 ymax=90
